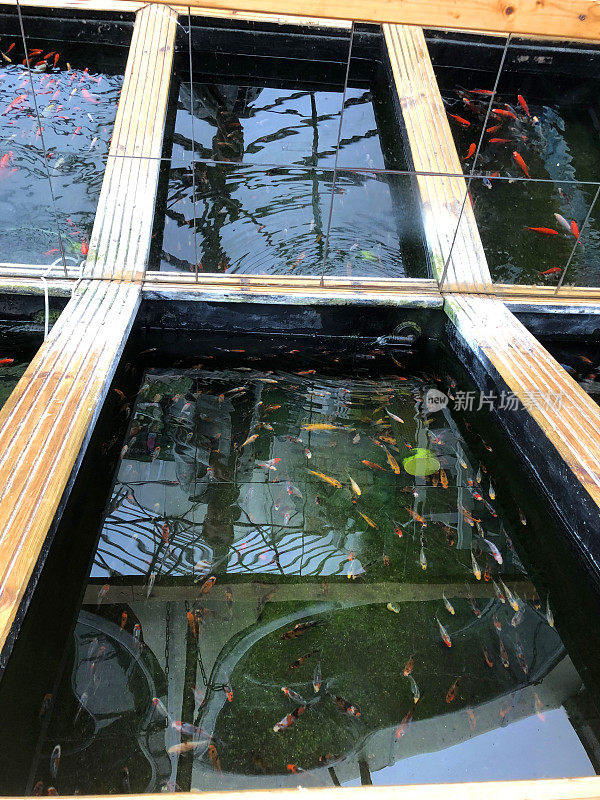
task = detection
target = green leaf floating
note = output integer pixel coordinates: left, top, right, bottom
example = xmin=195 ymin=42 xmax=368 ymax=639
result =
xmin=402 ymin=448 xmax=440 ymax=476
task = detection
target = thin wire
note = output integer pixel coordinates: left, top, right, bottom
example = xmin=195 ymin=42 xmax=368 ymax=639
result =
xmin=15 ymin=0 xmax=69 ymax=279
xmin=554 ymin=184 xmax=600 ymax=295
xmin=438 ymin=34 xmax=512 ymax=291
xmin=320 ymin=24 xmax=355 ymax=288
xmin=187 ymin=9 xmax=199 ymax=283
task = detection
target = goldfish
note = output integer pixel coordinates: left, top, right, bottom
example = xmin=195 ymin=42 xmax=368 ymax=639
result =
xmin=97 ymin=583 xmax=110 ymax=606
xmin=546 ymin=597 xmax=554 ymax=627
xmin=241 ymin=433 xmax=258 ymax=448
xmin=408 ymin=675 xmax=420 ymax=703
xmin=199 ymin=575 xmax=216 ymax=595
xmin=483 ymin=646 xmax=494 ymax=668
xmin=301 ymin=423 xmax=342 ymax=431
xmin=448 ymin=113 xmax=470 ymax=126
xmin=333 ymin=695 xmax=361 ymax=717
xmin=386 ymin=409 xmax=404 ymax=423
xmin=403 ymin=655 xmax=414 ymax=676
xmin=396 ymin=703 xmax=418 ymax=739
xmin=1 ymin=94 xmax=27 ymax=115
xmin=362 ymin=459 xmax=386 ymax=471
xmin=120 ymin=612 xmax=128 ymax=630
xmin=486 ymin=124 xmax=501 ymax=133
xmin=526 ymin=226 xmax=558 ymax=235
xmin=517 ymin=94 xmax=530 ymax=117
xmin=281 ymin=620 xmax=322 ymax=640
xmin=208 ymin=743 xmax=222 ymax=771
xmin=168 ymin=741 xmax=204 ymax=756
xmin=571 ymin=220 xmax=581 ymax=241
xmin=436 ymin=616 xmax=452 ymax=647
xmin=440 ymin=469 xmax=448 ymax=489
xmin=313 ymin=662 xmax=322 ymax=693
xmin=0 ymin=358 xmax=15 ymax=365
xmin=308 ymin=469 xmax=341 ymax=488
xmin=445 ymin=677 xmax=461 ymax=703
xmin=406 ymin=508 xmax=427 ymax=527
xmin=471 ymin=552 xmax=481 ymax=580
xmin=273 ymin=704 xmax=306 ymax=731
xmin=467 ymin=708 xmax=477 ymax=731
xmin=287 ymin=764 xmax=304 ymax=774
xmin=263 ymin=404 xmax=281 ymax=412
xmin=289 ymin=649 xmax=320 ymax=669
xmin=358 ymin=511 xmax=378 ymax=528
xmin=419 ymin=547 xmax=427 ymax=570
xmin=442 ymin=591 xmax=455 ymax=615
xmin=513 ymin=151 xmax=530 ymax=177
xmin=387 ymin=602 xmax=400 ymax=613
xmin=50 ymin=745 xmax=61 ymax=778
xmin=81 ymin=87 xmax=99 ymax=103
xmin=493 ymin=108 xmax=516 ymax=119
xmin=489 ymin=138 xmax=511 ymax=143
xmin=348 ymin=475 xmax=361 ymax=496
xmin=386 ymin=450 xmax=401 ymax=473
xmin=187 ymin=610 xmax=198 ymax=639
xmin=462 ymin=142 xmax=476 ymax=160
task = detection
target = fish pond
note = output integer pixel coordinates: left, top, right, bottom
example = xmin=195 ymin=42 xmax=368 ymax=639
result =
xmin=427 ymin=33 xmax=600 ymax=287
xmin=0 ymin=24 xmax=129 ymax=264
xmin=1 ymin=340 xmax=600 ymax=793
xmin=0 ymin=319 xmax=43 ymax=410
xmin=150 ymin=24 xmax=427 ymax=278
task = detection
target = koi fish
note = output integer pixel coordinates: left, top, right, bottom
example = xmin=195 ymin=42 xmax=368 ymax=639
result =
xmin=501 ymin=580 xmax=519 ymax=612
xmin=483 ymin=646 xmax=494 ymax=668
xmin=445 ymin=677 xmax=461 ymax=703
xmin=526 ymin=226 xmax=558 ymax=235
xmin=448 ymin=113 xmax=470 ymax=126
xmin=493 ymin=108 xmax=516 ymax=119
xmin=391 ymin=518 xmax=403 ymax=538
xmin=468 ymin=592 xmax=482 ymax=618
xmin=408 ymin=675 xmax=420 ymax=703
xmin=362 ymin=459 xmax=386 ymax=471
xmin=471 ymin=552 xmax=481 ymax=580
xmin=172 ymin=720 xmax=208 ymax=737
xmin=273 ymin=705 xmax=306 ymax=731
xmin=333 ymin=695 xmax=360 ymax=717
xmin=301 ymin=423 xmax=342 ymax=431
xmin=511 ymin=609 xmax=524 ymax=627
xmin=386 ymin=449 xmax=401 ymax=474
xmin=358 ymin=511 xmax=378 ymax=528
xmin=241 ymin=434 xmax=258 ymax=448
xmin=440 ymin=469 xmax=449 ymax=489
xmin=199 ymin=576 xmax=216 ymax=595
xmin=442 ymin=591 xmax=455 ymax=615
xmin=287 ymin=764 xmax=304 ymax=774
xmin=282 ymin=686 xmax=308 ymax=704
xmin=257 ymin=458 xmax=281 ymax=470
xmin=187 ymin=611 xmax=198 ymax=639
xmin=386 ymin=409 xmax=404 ymax=423
xmin=1 ymin=94 xmax=27 ymax=115
xmin=281 ymin=620 xmax=322 ymax=640
xmin=50 ymin=745 xmax=61 ymax=778
xmin=289 ymin=649 xmax=320 ymax=669
xmin=348 ymin=475 xmax=361 ymax=496
xmin=517 ymin=94 xmax=530 ymax=117
xmin=97 ymin=583 xmax=110 ymax=606
xmin=436 ymin=616 xmax=452 ymax=647
xmin=513 ymin=151 xmax=530 ymax=177
xmin=554 ymin=213 xmax=571 ymax=233
xmin=571 ymin=220 xmax=583 ymax=244
xmin=462 ymin=143 xmax=476 ymax=160
xmin=493 ymin=579 xmax=506 ymax=604
xmin=308 ymin=470 xmax=341 ymax=488
xmin=208 ymin=743 xmax=222 ymax=772
xmin=406 ymin=508 xmax=427 ymax=527
xmin=168 ymin=741 xmax=205 ymax=756
xmin=396 ymin=702 xmax=418 ymax=739
xmin=263 ymin=404 xmax=281 ymax=412
xmin=483 ymin=537 xmax=503 ymax=565
xmin=499 ymin=637 xmax=510 ymax=668
xmin=146 ymin=571 xmax=156 ymax=598
xmin=81 ymin=88 xmax=99 ymax=103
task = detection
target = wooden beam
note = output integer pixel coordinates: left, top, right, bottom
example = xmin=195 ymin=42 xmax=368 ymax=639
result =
xmin=0 ymin=281 xmax=140 ymax=661
xmin=384 ymin=25 xmax=493 ymax=292
xmin=108 ymin=0 xmax=600 ymax=42
xmin=21 ymin=777 xmax=600 ymax=800
xmin=86 ymin=4 xmax=177 ymax=282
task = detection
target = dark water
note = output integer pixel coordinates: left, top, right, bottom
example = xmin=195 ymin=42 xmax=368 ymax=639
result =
xmin=0 ymin=36 xmax=128 ymax=264
xmin=151 ymin=75 xmax=427 ymax=277
xmin=541 ymin=341 xmax=600 ymax=405
xmin=430 ymin=43 xmax=600 ymax=287
xmin=2 ymin=342 xmax=600 ymax=792
xmin=0 ymin=320 xmax=42 ymax=409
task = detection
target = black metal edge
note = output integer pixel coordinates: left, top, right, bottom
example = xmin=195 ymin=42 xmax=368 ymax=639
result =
xmin=510 ymin=304 xmax=600 ymax=340
xmin=0 ymin=4 xmax=134 ymax=47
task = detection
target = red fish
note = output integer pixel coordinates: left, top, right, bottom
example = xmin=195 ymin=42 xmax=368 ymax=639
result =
xmin=2 ymin=94 xmax=27 ymax=115
xmin=396 ymin=702 xmax=418 ymax=739
xmin=526 ymin=227 xmax=558 ymax=235
xmin=333 ymin=695 xmax=361 ymax=717
xmin=483 ymin=646 xmax=494 ymax=668
xmin=486 ymin=124 xmax=501 ymax=133
xmin=81 ymin=88 xmax=99 ymax=103
xmin=539 ymin=267 xmax=562 ymax=276
xmin=448 ymin=113 xmax=470 ymax=127
xmin=81 ymin=240 xmax=89 ymax=255
xmin=517 ymin=94 xmax=530 ymax=117
xmin=72 ymin=126 xmax=82 ymax=137
xmin=0 ymin=358 xmax=14 ymax=365
xmin=361 ymin=459 xmax=386 ymax=471
xmin=445 ymin=677 xmax=461 ymax=703
xmin=469 ymin=88 xmax=493 ymax=95
xmin=199 ymin=575 xmax=216 ymax=594
xmin=489 ymin=138 xmax=511 ymax=143
xmin=493 ymin=108 xmax=516 ymax=119
xmin=513 ymin=151 xmax=530 ymax=177
xmin=403 ymin=655 xmax=414 ymax=676
xmin=187 ymin=610 xmax=198 ymax=639
xmin=120 ymin=611 xmax=127 ymax=629
xmin=273 ymin=705 xmax=306 ymax=732
xmin=571 ymin=220 xmax=581 ymax=240
xmin=462 ymin=143 xmax=476 ymax=160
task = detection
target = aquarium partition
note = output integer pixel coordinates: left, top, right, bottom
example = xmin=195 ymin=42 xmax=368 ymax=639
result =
xmin=0 ymin=0 xmax=600 ymax=798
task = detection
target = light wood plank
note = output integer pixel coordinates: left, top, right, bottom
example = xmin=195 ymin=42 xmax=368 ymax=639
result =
xmin=86 ymin=4 xmax=177 ymax=282
xmin=106 ymin=0 xmax=600 ymax=42
xmin=0 ymin=281 xmax=140 ymax=657
xmin=384 ymin=25 xmax=493 ymax=292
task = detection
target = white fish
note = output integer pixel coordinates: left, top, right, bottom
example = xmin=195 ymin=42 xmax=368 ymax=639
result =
xmin=442 ymin=591 xmax=455 ymax=615
xmin=386 ymin=409 xmax=404 ymax=424
xmin=50 ymin=745 xmax=61 ymax=779
xmin=471 ymin=552 xmax=481 ymax=580
xmin=488 ymin=481 xmax=495 ymax=500
xmin=554 ymin=212 xmax=572 ymax=233
xmin=501 ymin=580 xmax=519 ymax=612
xmin=482 ymin=537 xmax=503 ymax=565
xmin=146 ymin=571 xmax=156 ymax=598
